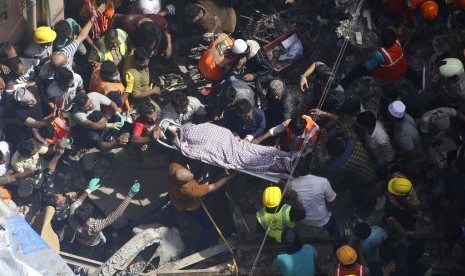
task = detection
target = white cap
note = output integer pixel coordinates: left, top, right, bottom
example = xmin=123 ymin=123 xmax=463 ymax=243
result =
xmin=232 ymin=39 xmax=247 ymax=54
xmin=388 ymin=100 xmax=406 ymax=119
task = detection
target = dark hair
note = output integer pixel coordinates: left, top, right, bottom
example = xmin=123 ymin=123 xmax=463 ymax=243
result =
xmin=17 ymin=139 xmax=36 ymax=157
xmin=383 ymin=85 xmax=400 ymax=100
xmin=104 ymin=28 xmax=118 ymax=43
xmin=356 ymin=111 xmax=376 ymax=129
xmin=281 ymin=228 xmax=303 ymax=254
xmin=380 ymin=29 xmax=397 ymax=48
xmin=54 ymin=67 xmax=74 ymax=85
xmin=293 ymin=158 xmax=311 ymax=177
xmin=134 ymin=47 xmax=149 ymax=62
xmin=0 ymin=150 xmax=4 ymax=163
xmin=100 ymin=60 xmax=118 ymax=78
xmin=379 ymin=240 xmax=396 ymax=262
xmin=235 ymin=99 xmax=252 ymax=115
xmin=0 ymin=42 xmax=14 ymax=59
xmin=171 ymin=91 xmax=189 ymax=110
xmin=87 ymin=110 xmax=106 ymax=122
xmin=54 ymin=20 xmax=72 ymax=39
xmin=326 ymin=136 xmax=346 ymax=156
xmin=74 ymin=93 xmax=89 ymax=108
xmin=139 ymin=101 xmax=156 ymax=116
xmin=43 ymin=193 xmax=59 ymax=207
xmin=7 ymin=57 xmax=23 ymax=73
xmin=73 ymin=203 xmax=94 ymax=225
xmin=38 ymin=123 xmax=56 ymax=139
xmin=139 ymin=22 xmax=160 ymax=43
xmin=354 ymin=222 xmax=372 ymax=240
xmin=183 ymin=4 xmax=201 ymax=21
xmin=222 ymin=86 xmax=237 ymax=105
xmin=288 ymin=116 xmax=306 ymax=135
xmin=341 ymin=98 xmax=360 ymax=116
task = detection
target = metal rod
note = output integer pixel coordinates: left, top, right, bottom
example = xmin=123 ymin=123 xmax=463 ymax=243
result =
xmin=26 ymin=0 xmax=37 ymax=39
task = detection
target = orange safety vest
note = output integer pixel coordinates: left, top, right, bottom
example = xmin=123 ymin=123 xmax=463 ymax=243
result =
xmin=89 ymin=67 xmax=130 ymax=114
xmin=283 ymin=115 xmax=320 ymax=151
xmin=334 ymin=263 xmax=366 ymax=276
xmin=198 ymin=34 xmax=236 ymax=81
xmin=372 ymin=40 xmax=408 ymax=82
xmin=32 ymin=112 xmax=73 ymax=145
xmin=84 ymin=0 xmax=115 ymax=38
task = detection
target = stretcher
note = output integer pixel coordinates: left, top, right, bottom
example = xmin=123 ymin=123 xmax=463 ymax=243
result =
xmin=156 ymin=119 xmax=282 ymax=184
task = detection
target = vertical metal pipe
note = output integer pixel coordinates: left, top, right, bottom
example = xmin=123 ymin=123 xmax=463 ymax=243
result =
xmin=26 ymin=0 xmax=37 ymax=39
xmin=44 ymin=0 xmax=52 ymax=26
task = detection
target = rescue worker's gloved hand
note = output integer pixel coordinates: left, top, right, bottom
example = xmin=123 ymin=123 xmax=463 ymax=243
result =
xmin=106 ymin=122 xmax=121 ymax=130
xmin=85 ymin=178 xmax=101 ymax=194
xmin=115 ymin=112 xmax=125 ymax=126
xmin=128 ymin=182 xmax=141 ymax=197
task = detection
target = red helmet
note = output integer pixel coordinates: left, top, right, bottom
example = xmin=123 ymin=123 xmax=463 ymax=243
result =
xmin=421 ymin=1 xmax=439 ymax=21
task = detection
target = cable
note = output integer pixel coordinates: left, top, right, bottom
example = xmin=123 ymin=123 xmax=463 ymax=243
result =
xmin=248 ymin=0 xmax=366 ymax=275
xmin=200 ymin=199 xmax=239 ymax=276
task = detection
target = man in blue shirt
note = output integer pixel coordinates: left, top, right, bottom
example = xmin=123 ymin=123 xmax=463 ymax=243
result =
xmin=223 ymin=98 xmax=266 ymax=142
xmin=270 ymin=228 xmax=318 ymax=276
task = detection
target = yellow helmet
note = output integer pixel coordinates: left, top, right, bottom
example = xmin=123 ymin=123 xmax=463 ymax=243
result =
xmin=388 ymin=178 xmax=412 ymax=196
xmin=336 ymin=245 xmax=357 ymax=265
xmin=34 ymin=26 xmax=57 ymax=44
xmin=262 ymin=186 xmax=282 ymax=208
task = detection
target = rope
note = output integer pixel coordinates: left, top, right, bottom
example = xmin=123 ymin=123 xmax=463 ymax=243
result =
xmin=248 ymin=0 xmax=366 ymax=275
xmin=200 ymin=199 xmax=239 ymax=276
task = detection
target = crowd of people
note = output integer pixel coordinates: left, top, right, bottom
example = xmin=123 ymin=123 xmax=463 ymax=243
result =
xmin=0 ymin=0 xmax=465 ymax=275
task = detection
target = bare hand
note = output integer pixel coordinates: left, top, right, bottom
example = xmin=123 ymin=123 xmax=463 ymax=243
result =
xmin=152 ymin=126 xmax=162 ymax=139
xmin=66 ymin=192 xmax=77 ymax=199
xmin=251 ymin=138 xmax=260 ymax=144
xmin=118 ymin=133 xmax=130 ymax=145
xmin=54 ymin=147 xmax=65 ymax=157
xmin=243 ymin=74 xmax=255 ymax=82
xmin=0 ymin=64 xmax=10 ymax=74
xmin=300 ymin=76 xmax=308 ymax=91
xmin=310 ymin=108 xmax=325 ymax=116
xmin=141 ymin=144 xmax=148 ymax=151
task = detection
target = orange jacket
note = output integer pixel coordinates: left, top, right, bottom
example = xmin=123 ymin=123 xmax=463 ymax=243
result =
xmin=283 ymin=115 xmax=320 ymax=151
xmin=198 ymin=34 xmax=236 ymax=81
xmin=32 ymin=112 xmax=73 ymax=145
xmin=372 ymin=40 xmax=408 ymax=82
xmin=90 ymin=67 xmax=129 ymax=114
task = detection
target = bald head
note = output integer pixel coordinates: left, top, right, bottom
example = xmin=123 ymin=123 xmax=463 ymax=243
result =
xmin=50 ymin=52 xmax=67 ymax=68
xmin=175 ymin=167 xmax=194 ymax=182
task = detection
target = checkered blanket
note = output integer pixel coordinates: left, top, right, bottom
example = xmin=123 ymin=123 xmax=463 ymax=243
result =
xmin=173 ymin=123 xmax=293 ymax=176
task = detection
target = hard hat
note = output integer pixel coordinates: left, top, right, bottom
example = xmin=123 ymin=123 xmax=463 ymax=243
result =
xmin=34 ymin=26 xmax=57 ymax=44
xmin=388 ymin=177 xmax=412 ymax=196
xmin=262 ymin=186 xmax=282 ymax=208
xmin=336 ymin=245 xmax=358 ymax=265
xmin=439 ymin=58 xmax=464 ymax=78
xmin=421 ymin=1 xmax=439 ymax=21
xmin=232 ymin=39 xmax=248 ymax=54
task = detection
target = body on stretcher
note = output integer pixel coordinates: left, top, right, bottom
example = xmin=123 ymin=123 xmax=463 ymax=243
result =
xmin=156 ymin=119 xmax=282 ymax=184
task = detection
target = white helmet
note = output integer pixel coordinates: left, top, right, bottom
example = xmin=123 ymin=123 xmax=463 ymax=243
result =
xmin=232 ymin=39 xmax=248 ymax=54
xmin=439 ymin=58 xmax=464 ymax=78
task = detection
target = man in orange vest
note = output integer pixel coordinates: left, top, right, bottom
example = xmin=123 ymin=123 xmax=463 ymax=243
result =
xmin=89 ymin=60 xmax=130 ymax=115
xmin=32 ymin=113 xmax=73 ymax=146
xmin=252 ymin=115 xmax=320 ymax=152
xmin=340 ymin=29 xmax=409 ymax=88
xmin=334 ymin=245 xmax=366 ymax=276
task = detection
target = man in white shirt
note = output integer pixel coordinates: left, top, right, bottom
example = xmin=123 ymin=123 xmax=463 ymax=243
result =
xmin=357 ymin=111 xmax=395 ymax=169
xmin=160 ymin=91 xmax=206 ymax=129
xmin=290 ymin=159 xmax=340 ymax=237
xmin=46 ymin=67 xmax=85 ymax=111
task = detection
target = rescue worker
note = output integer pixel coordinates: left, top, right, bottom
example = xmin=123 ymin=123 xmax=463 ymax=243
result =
xmin=438 ymin=58 xmax=465 ymax=107
xmin=256 ymin=186 xmax=305 ymax=243
xmin=89 ymin=60 xmax=130 ymax=114
xmin=24 ymin=26 xmax=56 ymax=63
xmin=198 ymin=33 xmax=237 ymax=81
xmin=252 ymin=115 xmax=320 ymax=152
xmin=32 ymin=115 xmax=73 ymax=147
xmin=334 ymin=245 xmax=366 ymax=276
xmin=385 ymin=176 xmax=420 ymax=230
xmin=340 ymin=28 xmax=408 ymax=88
xmin=89 ymin=28 xmax=129 ymax=71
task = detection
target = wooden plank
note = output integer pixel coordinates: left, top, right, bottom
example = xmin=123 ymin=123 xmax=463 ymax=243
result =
xmin=156 ymin=239 xmax=235 ymax=271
